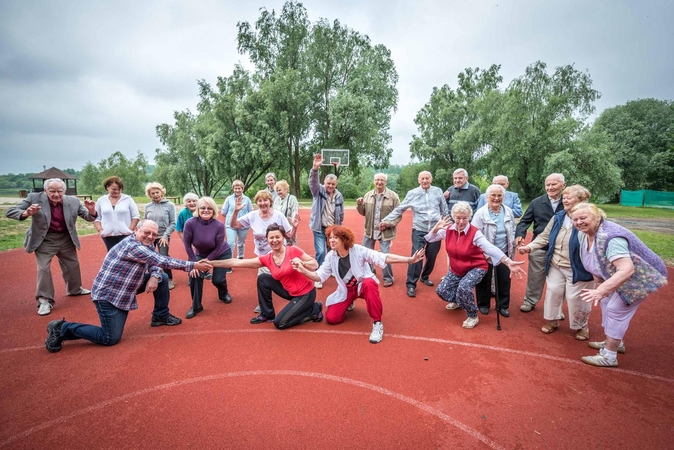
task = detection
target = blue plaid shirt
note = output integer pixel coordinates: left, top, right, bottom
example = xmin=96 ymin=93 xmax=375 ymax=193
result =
xmin=91 ymin=234 xmax=193 ymax=311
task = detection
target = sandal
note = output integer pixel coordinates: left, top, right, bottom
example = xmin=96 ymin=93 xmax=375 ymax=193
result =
xmin=541 ymin=321 xmax=559 ymax=334
xmin=574 ymin=328 xmax=590 ymax=341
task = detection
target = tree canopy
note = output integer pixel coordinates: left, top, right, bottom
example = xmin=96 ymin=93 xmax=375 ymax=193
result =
xmin=79 ymin=151 xmax=149 ymax=196
xmin=592 ymin=98 xmax=674 ymax=192
xmin=410 ymin=61 xmax=627 ymax=200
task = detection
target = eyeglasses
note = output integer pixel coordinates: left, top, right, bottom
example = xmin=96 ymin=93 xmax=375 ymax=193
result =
xmin=199 ymin=207 xmax=214 ymax=211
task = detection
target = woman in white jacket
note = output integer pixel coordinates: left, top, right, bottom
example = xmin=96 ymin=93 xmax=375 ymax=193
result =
xmin=94 ymin=176 xmax=140 ymax=251
xmin=294 ymin=225 xmax=425 ymax=344
xmin=471 ymin=184 xmax=516 ymax=317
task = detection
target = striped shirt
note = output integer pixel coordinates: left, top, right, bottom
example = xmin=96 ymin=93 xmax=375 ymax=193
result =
xmin=91 ymin=234 xmax=193 ymax=311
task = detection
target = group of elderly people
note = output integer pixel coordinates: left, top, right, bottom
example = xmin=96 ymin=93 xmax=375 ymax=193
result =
xmin=8 ymin=166 xmax=668 ymax=367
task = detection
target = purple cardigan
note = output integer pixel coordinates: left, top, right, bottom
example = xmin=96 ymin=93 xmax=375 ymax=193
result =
xmin=182 ymin=217 xmax=230 ymax=261
xmin=593 ymin=219 xmax=668 ymax=305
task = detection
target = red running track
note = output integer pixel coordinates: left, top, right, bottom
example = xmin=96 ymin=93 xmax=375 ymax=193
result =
xmin=1 ymin=209 xmax=673 ymax=449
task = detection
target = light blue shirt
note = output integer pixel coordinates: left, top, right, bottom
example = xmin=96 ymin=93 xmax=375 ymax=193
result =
xmin=476 ymin=190 xmax=523 ymax=218
xmin=382 ymin=186 xmax=447 ymax=233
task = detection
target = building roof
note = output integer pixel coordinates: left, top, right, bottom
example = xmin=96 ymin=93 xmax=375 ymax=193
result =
xmin=29 ymin=167 xmax=78 ymax=180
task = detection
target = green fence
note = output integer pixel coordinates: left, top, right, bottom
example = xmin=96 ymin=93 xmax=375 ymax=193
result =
xmin=620 ymin=190 xmax=674 ymax=209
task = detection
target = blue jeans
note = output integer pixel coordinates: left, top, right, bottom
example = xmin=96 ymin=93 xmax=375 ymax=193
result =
xmin=362 ymin=236 xmax=393 ymax=283
xmin=226 ymin=227 xmax=248 ymax=258
xmin=313 ymin=228 xmax=327 ymax=267
xmin=59 ymin=273 xmax=171 ymax=346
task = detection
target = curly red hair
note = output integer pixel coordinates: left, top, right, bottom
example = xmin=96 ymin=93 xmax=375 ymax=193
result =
xmin=325 ymin=225 xmax=355 ymax=250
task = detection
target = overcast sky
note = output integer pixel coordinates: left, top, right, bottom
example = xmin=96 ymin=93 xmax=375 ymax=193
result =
xmin=1 ymin=0 xmax=672 ymax=175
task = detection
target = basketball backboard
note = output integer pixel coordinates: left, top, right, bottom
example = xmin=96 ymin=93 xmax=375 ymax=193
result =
xmin=321 ymin=149 xmax=350 ymax=167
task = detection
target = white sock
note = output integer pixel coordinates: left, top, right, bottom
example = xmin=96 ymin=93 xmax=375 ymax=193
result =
xmin=601 ymin=347 xmax=618 ymax=361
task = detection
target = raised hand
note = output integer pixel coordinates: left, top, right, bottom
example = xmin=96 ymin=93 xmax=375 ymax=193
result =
xmin=313 ymin=154 xmax=323 ymax=170
xmin=233 ymin=196 xmax=244 ymax=211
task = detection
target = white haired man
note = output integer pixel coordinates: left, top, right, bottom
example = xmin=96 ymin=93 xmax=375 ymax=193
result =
xmin=515 ymin=173 xmax=566 ymax=312
xmin=357 ymin=173 xmax=401 ymax=287
xmin=444 ymin=168 xmax=482 ymax=213
xmin=381 ymin=171 xmax=447 ymax=297
xmin=6 ymin=178 xmax=97 ymax=315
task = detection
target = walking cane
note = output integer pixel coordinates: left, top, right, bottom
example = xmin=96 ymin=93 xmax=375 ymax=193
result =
xmin=493 ymin=267 xmax=501 ymax=331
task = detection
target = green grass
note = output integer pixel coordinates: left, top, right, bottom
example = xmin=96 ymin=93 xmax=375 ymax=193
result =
xmin=631 ymin=230 xmax=674 ymax=265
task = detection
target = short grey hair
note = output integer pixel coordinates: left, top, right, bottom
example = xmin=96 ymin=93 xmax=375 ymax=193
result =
xmin=43 ymin=178 xmax=66 ymax=191
xmin=374 ymin=173 xmax=388 ymax=181
xmin=486 ymin=184 xmax=506 ymax=196
xmin=451 ymin=201 xmax=473 ymax=220
xmin=265 ymin=172 xmax=277 ymax=181
xmin=325 ymin=174 xmax=338 ymax=182
xmin=547 ymin=173 xmax=565 ymax=183
xmin=453 ymin=168 xmax=469 ymax=177
xmin=183 ymin=193 xmax=199 ymax=203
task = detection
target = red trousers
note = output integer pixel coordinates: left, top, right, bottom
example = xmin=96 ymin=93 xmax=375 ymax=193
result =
xmin=326 ymin=278 xmax=383 ymax=324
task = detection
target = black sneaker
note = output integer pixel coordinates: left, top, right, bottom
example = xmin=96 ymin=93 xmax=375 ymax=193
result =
xmin=151 ymin=314 xmax=183 ymax=327
xmin=45 ymin=319 xmax=65 ymax=353
xmin=250 ymin=314 xmax=274 ymax=324
xmin=311 ymin=302 xmax=324 ymax=322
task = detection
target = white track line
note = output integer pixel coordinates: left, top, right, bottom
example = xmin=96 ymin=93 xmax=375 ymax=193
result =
xmin=2 ymin=328 xmax=673 ymax=384
xmin=0 ymin=370 xmax=504 ymax=450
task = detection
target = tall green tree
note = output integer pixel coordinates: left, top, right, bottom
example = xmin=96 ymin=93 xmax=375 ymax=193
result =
xmin=483 ymin=61 xmax=601 ymax=198
xmin=410 ymin=65 xmax=502 ymax=188
xmin=237 ymin=1 xmax=398 ymax=195
xmin=592 ymin=98 xmax=674 ymax=191
xmin=80 ymin=151 xmax=149 ymax=196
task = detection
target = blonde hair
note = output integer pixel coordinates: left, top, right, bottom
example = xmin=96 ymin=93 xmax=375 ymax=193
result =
xmin=563 ymin=185 xmax=591 ymax=203
xmin=571 ymin=202 xmax=606 ymax=220
xmin=232 ymin=180 xmax=244 ymax=189
xmin=194 ymin=197 xmax=219 ymax=219
xmin=253 ymin=190 xmax=273 ymax=204
xmin=274 ymin=180 xmax=289 ymax=192
xmin=145 ymin=182 xmax=166 ymax=198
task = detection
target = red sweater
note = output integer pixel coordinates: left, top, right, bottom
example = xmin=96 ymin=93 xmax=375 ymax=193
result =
xmin=446 ymin=225 xmax=488 ymax=277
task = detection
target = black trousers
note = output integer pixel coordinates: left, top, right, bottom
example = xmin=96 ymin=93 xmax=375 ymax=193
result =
xmin=475 ymin=262 xmax=511 ymax=310
xmin=406 ymin=228 xmax=442 ymax=289
xmin=190 ymin=250 xmax=231 ymax=309
xmin=257 ymin=273 xmax=319 ymax=329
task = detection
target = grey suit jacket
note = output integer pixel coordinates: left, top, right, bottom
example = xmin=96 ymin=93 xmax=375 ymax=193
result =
xmin=6 ymin=192 xmax=96 ymax=253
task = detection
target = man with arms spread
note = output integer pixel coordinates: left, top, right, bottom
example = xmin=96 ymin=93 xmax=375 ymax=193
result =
xmin=6 ymin=178 xmax=96 ymax=316
xmin=44 ymin=220 xmax=211 ymax=352
xmin=381 ymin=171 xmax=446 ymax=297
xmin=356 ymin=173 xmax=401 ymax=287
xmin=444 ymin=168 xmax=482 ymax=213
xmin=476 ymin=175 xmax=523 ymax=218
xmin=515 ymin=173 xmax=566 ymax=312
xmin=309 ymin=154 xmax=344 ymax=288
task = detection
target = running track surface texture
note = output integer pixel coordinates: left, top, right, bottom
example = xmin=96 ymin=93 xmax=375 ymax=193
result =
xmin=1 ymin=209 xmax=673 ymax=449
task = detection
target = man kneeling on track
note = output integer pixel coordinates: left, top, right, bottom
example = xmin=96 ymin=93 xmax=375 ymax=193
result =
xmin=45 ymin=220 xmax=211 ymax=353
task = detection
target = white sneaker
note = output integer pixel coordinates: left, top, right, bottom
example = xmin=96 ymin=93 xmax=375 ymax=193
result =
xmin=446 ymin=302 xmax=459 ymax=310
xmin=347 ymin=302 xmax=355 ymax=311
xmin=314 ymin=281 xmax=323 ymax=289
xmin=253 ymin=305 xmax=261 ymax=313
xmin=462 ymin=316 xmax=479 ymax=329
xmin=369 ymin=322 xmax=384 ymax=343
xmin=588 ymin=341 xmax=626 ymax=354
xmin=168 ymin=279 xmax=175 ymax=290
xmin=38 ymin=299 xmax=52 ymax=316
xmin=581 ymin=352 xmax=618 ymax=367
